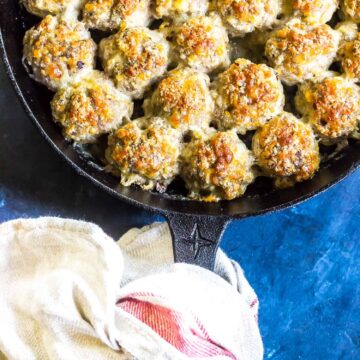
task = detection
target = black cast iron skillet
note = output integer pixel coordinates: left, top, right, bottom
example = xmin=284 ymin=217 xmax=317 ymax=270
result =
xmin=1 ymin=1 xmax=360 ymax=270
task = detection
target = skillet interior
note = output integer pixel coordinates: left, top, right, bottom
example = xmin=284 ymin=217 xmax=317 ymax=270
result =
xmin=1 ymin=0 xmax=360 ymax=218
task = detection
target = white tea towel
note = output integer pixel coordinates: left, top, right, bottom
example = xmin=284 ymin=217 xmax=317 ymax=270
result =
xmin=0 ymin=217 xmax=263 ymax=360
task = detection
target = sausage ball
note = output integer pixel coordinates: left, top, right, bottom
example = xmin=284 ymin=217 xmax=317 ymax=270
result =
xmin=212 ymin=0 xmax=281 ymax=37
xmin=338 ymin=31 xmax=360 ymax=80
xmin=181 ymin=130 xmax=254 ymax=201
xmin=342 ymin=0 xmax=360 ymax=22
xmin=265 ymin=19 xmax=340 ymax=85
xmin=281 ymin=0 xmax=339 ymax=24
xmin=82 ymin=0 xmax=151 ymax=31
xmin=152 ymin=0 xmax=208 ymax=20
xmin=106 ymin=117 xmax=181 ymax=190
xmin=212 ymin=58 xmax=285 ymax=134
xmin=99 ymin=27 xmax=170 ymax=99
xmin=143 ymin=67 xmax=214 ymax=130
xmin=295 ymin=75 xmax=360 ymax=139
xmin=252 ymin=112 xmax=320 ymax=186
xmin=51 ymin=71 xmax=133 ymax=143
xmin=162 ymin=14 xmax=230 ymax=73
xmin=23 ymin=15 xmax=96 ymax=91
xmin=21 ymin=0 xmax=82 ymax=17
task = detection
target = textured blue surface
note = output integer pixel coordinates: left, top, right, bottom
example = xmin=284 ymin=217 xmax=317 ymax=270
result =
xmin=1 ymin=60 xmax=359 ymax=359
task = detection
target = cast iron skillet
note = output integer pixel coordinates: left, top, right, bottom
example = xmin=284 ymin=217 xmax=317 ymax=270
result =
xmin=1 ymin=0 xmax=360 ymax=270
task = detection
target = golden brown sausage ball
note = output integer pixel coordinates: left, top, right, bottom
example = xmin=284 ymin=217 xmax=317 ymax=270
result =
xmin=99 ymin=27 xmax=170 ymax=99
xmin=338 ymin=31 xmax=360 ymax=80
xmin=281 ymin=0 xmax=339 ymax=24
xmin=162 ymin=14 xmax=230 ymax=73
xmin=212 ymin=58 xmax=285 ymax=133
xmin=51 ymin=70 xmax=133 ymax=143
xmin=252 ymin=112 xmax=320 ymax=186
xmin=212 ymin=0 xmax=281 ymax=37
xmin=342 ymin=0 xmax=360 ymax=22
xmin=181 ymin=130 xmax=254 ymax=201
xmin=265 ymin=19 xmax=340 ymax=85
xmin=152 ymin=0 xmax=208 ymax=20
xmin=21 ymin=0 xmax=82 ymax=17
xmin=143 ymin=67 xmax=214 ymax=130
xmin=23 ymin=15 xmax=96 ymax=91
xmin=82 ymin=0 xmax=151 ymax=31
xmin=106 ymin=117 xmax=181 ymax=190
xmin=295 ymin=75 xmax=360 ymax=139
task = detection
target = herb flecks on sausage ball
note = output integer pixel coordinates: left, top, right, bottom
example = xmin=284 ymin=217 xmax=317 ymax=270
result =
xmin=295 ymin=75 xmax=360 ymax=140
xmin=342 ymin=0 xmax=360 ymax=22
xmin=163 ymin=14 xmax=230 ymax=73
xmin=265 ymin=19 xmax=340 ymax=85
xmin=212 ymin=58 xmax=285 ymax=134
xmin=143 ymin=67 xmax=214 ymax=130
xmin=281 ymin=0 xmax=339 ymax=24
xmin=106 ymin=117 xmax=181 ymax=190
xmin=99 ymin=27 xmax=170 ymax=99
xmin=82 ymin=0 xmax=151 ymax=31
xmin=181 ymin=130 xmax=254 ymax=201
xmin=51 ymin=71 xmax=133 ymax=143
xmin=152 ymin=0 xmax=208 ymax=20
xmin=212 ymin=0 xmax=281 ymax=37
xmin=23 ymin=15 xmax=96 ymax=91
xmin=252 ymin=112 xmax=320 ymax=186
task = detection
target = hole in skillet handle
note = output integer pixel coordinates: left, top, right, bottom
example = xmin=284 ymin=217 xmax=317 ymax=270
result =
xmin=166 ymin=214 xmax=230 ymax=271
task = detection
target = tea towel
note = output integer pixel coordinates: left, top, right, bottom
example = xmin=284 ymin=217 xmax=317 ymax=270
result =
xmin=0 ymin=217 xmax=263 ymax=360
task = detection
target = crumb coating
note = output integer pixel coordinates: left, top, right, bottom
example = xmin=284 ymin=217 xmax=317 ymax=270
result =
xmin=23 ymin=15 xmax=96 ymax=91
xmin=163 ymin=14 xmax=230 ymax=73
xmin=212 ymin=0 xmax=281 ymax=37
xmin=82 ymin=0 xmax=151 ymax=31
xmin=143 ymin=67 xmax=214 ymax=130
xmin=212 ymin=58 xmax=285 ymax=133
xmin=281 ymin=0 xmax=338 ymax=24
xmin=152 ymin=0 xmax=208 ymax=20
xmin=338 ymin=32 xmax=360 ymax=80
xmin=99 ymin=27 xmax=170 ymax=99
xmin=106 ymin=117 xmax=181 ymax=189
xmin=21 ymin=0 xmax=80 ymax=17
xmin=295 ymin=76 xmax=360 ymax=139
xmin=51 ymin=70 xmax=133 ymax=143
xmin=181 ymin=130 xmax=254 ymax=201
xmin=252 ymin=112 xmax=320 ymax=184
xmin=265 ymin=20 xmax=340 ymax=85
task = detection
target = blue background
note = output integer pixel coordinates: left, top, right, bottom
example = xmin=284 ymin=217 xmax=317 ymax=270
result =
xmin=0 ymin=60 xmax=359 ymax=359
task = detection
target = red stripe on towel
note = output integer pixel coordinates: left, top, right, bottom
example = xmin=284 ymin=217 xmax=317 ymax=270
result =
xmin=117 ymin=294 xmax=236 ymax=359
xmin=249 ymin=298 xmax=258 ymax=308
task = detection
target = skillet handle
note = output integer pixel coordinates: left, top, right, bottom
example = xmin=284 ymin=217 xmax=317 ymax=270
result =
xmin=166 ymin=214 xmax=229 ymax=271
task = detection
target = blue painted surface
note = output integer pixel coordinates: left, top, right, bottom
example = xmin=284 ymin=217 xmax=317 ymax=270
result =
xmin=0 ymin=60 xmax=359 ymax=359
xmin=222 ymin=178 xmax=360 ymax=359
